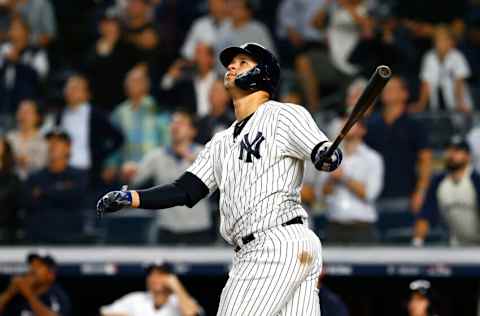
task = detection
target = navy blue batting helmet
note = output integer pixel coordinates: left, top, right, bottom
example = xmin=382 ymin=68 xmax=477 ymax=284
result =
xmin=220 ymin=43 xmax=280 ymax=96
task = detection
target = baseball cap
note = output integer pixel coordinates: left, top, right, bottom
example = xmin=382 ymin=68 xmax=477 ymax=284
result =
xmin=45 ymin=128 xmax=71 ymax=143
xmin=409 ymin=279 xmax=431 ymax=297
xmin=27 ymin=252 xmax=57 ymax=270
xmin=447 ymin=135 xmax=470 ymax=152
xmin=219 ymin=42 xmax=276 ymax=68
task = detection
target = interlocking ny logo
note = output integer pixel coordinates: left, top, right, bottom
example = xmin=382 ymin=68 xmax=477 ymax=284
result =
xmin=239 ymin=132 xmax=265 ymax=162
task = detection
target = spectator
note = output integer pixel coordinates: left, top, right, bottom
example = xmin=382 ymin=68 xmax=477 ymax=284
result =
xmin=0 ymin=16 xmax=47 ymax=116
xmin=13 ymin=0 xmax=57 ymax=47
xmin=313 ymin=119 xmax=384 ymax=244
xmin=467 ymin=125 xmax=480 ymax=172
xmin=0 ymin=253 xmax=71 ymax=315
xmin=24 ymin=128 xmax=88 ymax=242
xmin=413 ymin=136 xmax=480 ymax=246
xmin=0 ymin=136 xmax=21 ymax=243
xmin=180 ymin=0 xmax=229 ymax=61
xmin=105 ymin=65 xmax=169 ymax=183
xmin=161 ymin=42 xmax=217 ymax=116
xmin=0 ymin=0 xmax=14 ymax=43
xmin=85 ymin=9 xmax=138 ymax=113
xmin=56 ymin=74 xmax=124 ymax=187
xmin=195 ymin=79 xmax=234 ymax=144
xmin=407 ymin=279 xmax=439 ymax=316
xmin=100 ymin=262 xmax=202 ymax=316
xmin=365 ymin=76 xmax=432 ymax=213
xmin=6 ymin=99 xmax=48 ymax=179
xmin=326 ymin=77 xmax=367 ymax=139
xmin=414 ymin=25 xmax=473 ymax=113
xmin=214 ymin=0 xmax=276 ymax=74
xmin=297 ymin=0 xmax=373 ymax=111
xmin=128 ymin=110 xmax=213 ymax=245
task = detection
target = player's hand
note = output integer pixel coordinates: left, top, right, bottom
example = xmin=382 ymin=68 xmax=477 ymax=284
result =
xmin=96 ymin=185 xmax=132 ymax=217
xmin=314 ymin=141 xmax=342 ymax=172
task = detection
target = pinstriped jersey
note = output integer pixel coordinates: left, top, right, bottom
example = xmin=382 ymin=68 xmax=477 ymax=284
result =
xmin=187 ymin=101 xmax=328 ymax=245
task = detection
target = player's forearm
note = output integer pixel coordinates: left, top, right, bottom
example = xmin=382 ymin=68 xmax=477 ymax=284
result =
xmin=343 ymin=178 xmax=366 ymax=200
xmin=416 ymin=82 xmax=430 ymax=111
xmin=413 ymin=219 xmax=430 ymax=241
xmin=454 ymin=78 xmax=467 ymax=109
xmin=0 ymin=289 xmax=16 ymax=312
xmin=171 ymin=282 xmax=200 ymax=316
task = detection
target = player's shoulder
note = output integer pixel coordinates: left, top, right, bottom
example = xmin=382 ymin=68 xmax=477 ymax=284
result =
xmin=119 ymin=291 xmax=149 ymax=303
xmin=268 ymin=101 xmax=310 ymax=114
xmin=209 ymin=124 xmax=235 ymax=144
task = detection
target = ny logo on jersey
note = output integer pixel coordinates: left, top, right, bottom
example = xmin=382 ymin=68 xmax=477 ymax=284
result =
xmin=239 ymin=132 xmax=265 ymax=163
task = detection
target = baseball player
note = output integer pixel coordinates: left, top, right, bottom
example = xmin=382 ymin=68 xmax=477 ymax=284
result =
xmin=97 ymin=42 xmax=342 ymax=315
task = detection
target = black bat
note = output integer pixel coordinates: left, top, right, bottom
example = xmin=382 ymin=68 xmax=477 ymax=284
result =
xmin=323 ymin=65 xmax=392 ymax=158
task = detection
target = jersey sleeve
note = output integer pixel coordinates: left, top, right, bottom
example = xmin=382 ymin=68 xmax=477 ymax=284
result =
xmin=277 ymin=104 xmax=329 ymax=160
xmin=186 ymin=137 xmax=218 ymax=193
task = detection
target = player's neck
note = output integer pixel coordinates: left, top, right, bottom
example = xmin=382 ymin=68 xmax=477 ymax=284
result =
xmin=233 ymin=91 xmax=269 ymax=121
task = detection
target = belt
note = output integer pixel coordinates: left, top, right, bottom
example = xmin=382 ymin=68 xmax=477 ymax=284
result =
xmin=234 ymin=217 xmax=304 ymax=252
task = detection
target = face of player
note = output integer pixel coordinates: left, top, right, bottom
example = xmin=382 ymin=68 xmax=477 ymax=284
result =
xmin=408 ymin=293 xmax=429 ymax=316
xmin=224 ymin=53 xmax=257 ymax=91
xmin=445 ymin=147 xmax=470 ymax=172
xmin=170 ymin=112 xmax=195 ymax=144
xmin=16 ymin=100 xmax=41 ymax=130
xmin=146 ymin=270 xmax=172 ymax=304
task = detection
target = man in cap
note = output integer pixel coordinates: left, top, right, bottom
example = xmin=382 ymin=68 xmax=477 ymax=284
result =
xmin=413 ymin=135 xmax=480 ymax=246
xmin=407 ymin=279 xmax=439 ymax=316
xmin=0 ymin=252 xmax=71 ymax=315
xmin=97 ymin=42 xmax=341 ymax=315
xmin=100 ymin=261 xmax=202 ymax=316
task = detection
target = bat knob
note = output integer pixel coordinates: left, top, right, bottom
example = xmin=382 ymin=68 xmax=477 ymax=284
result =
xmin=377 ymin=65 xmax=392 ymax=79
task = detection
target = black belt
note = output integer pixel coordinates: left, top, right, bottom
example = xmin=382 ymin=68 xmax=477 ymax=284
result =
xmin=234 ymin=217 xmax=304 ymax=252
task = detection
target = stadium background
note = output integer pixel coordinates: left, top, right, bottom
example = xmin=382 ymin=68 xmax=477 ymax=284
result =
xmin=1 ymin=0 xmax=480 ymax=315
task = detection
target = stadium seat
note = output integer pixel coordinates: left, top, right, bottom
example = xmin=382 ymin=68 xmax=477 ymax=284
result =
xmin=96 ymin=215 xmax=155 ymax=245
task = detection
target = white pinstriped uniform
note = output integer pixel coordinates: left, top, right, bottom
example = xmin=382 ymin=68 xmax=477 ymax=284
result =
xmin=187 ymin=101 xmax=328 ymax=315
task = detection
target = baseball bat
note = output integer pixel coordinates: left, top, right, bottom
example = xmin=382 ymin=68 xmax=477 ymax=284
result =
xmin=322 ymin=65 xmax=392 ymax=158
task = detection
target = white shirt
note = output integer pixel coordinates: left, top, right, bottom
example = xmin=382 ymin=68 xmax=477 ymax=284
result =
xmin=100 ymin=292 xmax=181 ymax=316
xmin=61 ymin=103 xmax=91 ymax=169
xmin=133 ymin=145 xmax=211 ymax=233
xmin=327 ymin=3 xmax=367 ymax=75
xmin=0 ymin=43 xmax=49 ymax=79
xmin=194 ymin=71 xmax=216 ymax=117
xmin=276 ymin=0 xmax=327 ymax=42
xmin=420 ymin=48 xmax=472 ymax=111
xmin=187 ymin=101 xmax=328 ymax=245
xmin=467 ymin=127 xmax=480 ymax=173
xmin=181 ymin=16 xmax=229 ymax=60
xmin=316 ymin=143 xmax=384 ymax=223
xmin=437 ymin=167 xmax=480 ymax=245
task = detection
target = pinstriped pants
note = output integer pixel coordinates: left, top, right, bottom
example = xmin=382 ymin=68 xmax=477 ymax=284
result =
xmin=217 ymin=224 xmax=322 ymax=316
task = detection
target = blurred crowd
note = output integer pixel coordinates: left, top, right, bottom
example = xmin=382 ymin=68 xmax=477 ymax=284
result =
xmin=1 ymin=0 xmax=480 ymax=246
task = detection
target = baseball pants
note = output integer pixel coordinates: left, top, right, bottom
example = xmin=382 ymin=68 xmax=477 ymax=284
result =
xmin=217 ymin=223 xmax=322 ymax=316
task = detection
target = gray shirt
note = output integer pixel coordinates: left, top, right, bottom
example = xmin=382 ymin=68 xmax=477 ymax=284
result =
xmin=133 ymin=145 xmax=212 ymax=233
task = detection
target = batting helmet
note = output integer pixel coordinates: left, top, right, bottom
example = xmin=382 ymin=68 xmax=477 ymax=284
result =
xmin=219 ymin=43 xmax=280 ymax=96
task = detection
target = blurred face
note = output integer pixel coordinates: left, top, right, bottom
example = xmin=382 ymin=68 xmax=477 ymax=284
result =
xmin=8 ymin=18 xmax=29 ymax=43
xmin=170 ymin=112 xmax=195 ymax=144
xmin=127 ymin=0 xmax=149 ymax=19
xmin=194 ymin=43 xmax=215 ymax=72
xmin=344 ymin=119 xmax=366 ymax=141
xmin=29 ymin=259 xmax=54 ymax=286
xmin=435 ymin=29 xmax=454 ymax=57
xmin=146 ymin=270 xmax=171 ymax=304
xmin=381 ymin=77 xmax=408 ymax=107
xmin=125 ymin=68 xmax=149 ymax=99
xmin=99 ymin=18 xmax=120 ymax=38
xmin=209 ymin=0 xmax=225 ymax=18
xmin=346 ymin=84 xmax=364 ymax=109
xmin=224 ymin=53 xmax=257 ymax=90
xmin=209 ymin=80 xmax=230 ymax=116
xmin=48 ymin=137 xmax=70 ymax=162
xmin=408 ymin=293 xmax=429 ymax=316
xmin=228 ymin=0 xmax=251 ymax=22
xmin=64 ymin=77 xmax=90 ymax=106
xmin=445 ymin=147 xmax=470 ymax=171
xmin=16 ymin=100 xmax=40 ymax=129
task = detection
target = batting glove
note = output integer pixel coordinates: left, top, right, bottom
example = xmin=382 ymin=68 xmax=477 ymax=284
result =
xmin=313 ymin=141 xmax=343 ymax=172
xmin=96 ymin=185 xmax=132 ymax=217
